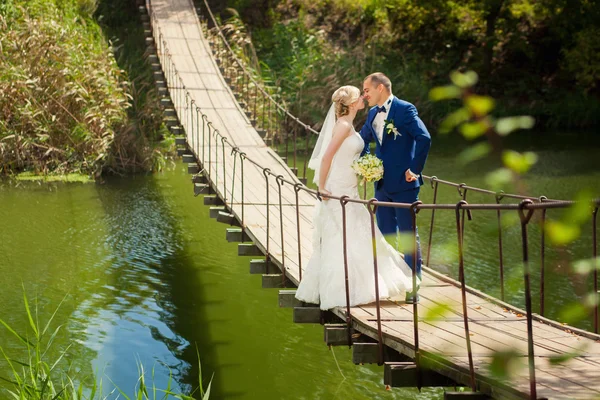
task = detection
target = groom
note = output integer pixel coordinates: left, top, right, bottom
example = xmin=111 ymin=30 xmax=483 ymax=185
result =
xmin=359 ymin=72 xmax=431 ymax=303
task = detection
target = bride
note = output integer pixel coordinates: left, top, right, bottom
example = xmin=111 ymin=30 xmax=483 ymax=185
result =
xmin=295 ymin=85 xmax=417 ymax=310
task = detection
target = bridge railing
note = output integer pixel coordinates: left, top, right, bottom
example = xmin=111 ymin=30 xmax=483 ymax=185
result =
xmin=145 ymin=1 xmax=600 ymax=397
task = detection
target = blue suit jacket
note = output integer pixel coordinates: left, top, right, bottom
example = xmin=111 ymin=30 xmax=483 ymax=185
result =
xmin=359 ymin=96 xmax=431 ymax=193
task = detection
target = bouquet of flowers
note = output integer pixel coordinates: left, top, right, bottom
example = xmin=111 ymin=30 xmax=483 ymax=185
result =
xmin=352 ymin=154 xmax=384 ymax=183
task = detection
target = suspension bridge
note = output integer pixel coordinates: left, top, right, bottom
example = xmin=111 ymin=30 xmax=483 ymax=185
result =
xmin=140 ymin=0 xmax=600 ymax=398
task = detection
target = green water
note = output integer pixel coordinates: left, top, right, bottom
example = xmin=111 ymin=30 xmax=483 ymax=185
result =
xmin=0 ymin=132 xmax=598 ymax=399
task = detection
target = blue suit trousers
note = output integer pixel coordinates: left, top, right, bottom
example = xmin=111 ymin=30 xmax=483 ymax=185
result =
xmin=374 ymin=186 xmax=422 ymax=280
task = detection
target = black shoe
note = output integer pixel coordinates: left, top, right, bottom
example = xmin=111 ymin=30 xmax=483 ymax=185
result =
xmin=405 ymin=292 xmax=420 ymax=304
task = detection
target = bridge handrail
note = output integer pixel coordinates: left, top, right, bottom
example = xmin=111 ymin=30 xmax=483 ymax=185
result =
xmin=146 ymin=3 xmax=600 ymax=397
xmin=199 ymin=0 xmax=319 ymax=135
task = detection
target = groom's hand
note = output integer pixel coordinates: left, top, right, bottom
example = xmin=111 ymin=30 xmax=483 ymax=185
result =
xmin=405 ymin=169 xmax=418 ymax=182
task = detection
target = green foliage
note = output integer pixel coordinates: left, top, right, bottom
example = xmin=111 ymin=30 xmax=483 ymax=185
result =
xmin=563 ymin=27 xmax=600 ymax=93
xmin=0 ymin=0 xmax=174 ymax=178
xmin=488 ymin=349 xmax=524 ymax=381
xmin=224 ymin=0 xmax=600 ymax=130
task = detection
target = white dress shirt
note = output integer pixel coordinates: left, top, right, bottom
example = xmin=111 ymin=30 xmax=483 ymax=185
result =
xmin=372 ymin=94 xmax=395 ymax=144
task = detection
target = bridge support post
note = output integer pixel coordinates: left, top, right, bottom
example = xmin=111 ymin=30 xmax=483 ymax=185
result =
xmin=226 ymin=228 xmax=246 ymax=242
xmin=443 ymin=392 xmax=490 ymax=399
xmin=204 ymin=196 xmax=224 ymax=206
xmin=324 ymin=324 xmax=350 ymax=346
xmin=384 ymin=362 xmax=459 ymax=388
xmin=238 ymin=243 xmax=262 ymax=256
xmin=192 ymin=174 xmax=207 ymax=184
xmin=279 ymin=289 xmax=302 ymax=308
xmin=188 ymin=164 xmax=200 ymax=175
xmin=262 ymin=274 xmax=293 ymax=288
xmin=293 ymin=307 xmax=322 ymax=323
xmin=209 ymin=206 xmax=227 ymax=219
xmin=352 ymin=343 xmax=411 ymax=364
xmin=217 ymin=211 xmax=240 ymax=226
xmin=249 ymin=259 xmax=267 ymax=274
xmin=193 ymin=183 xmax=209 ymax=195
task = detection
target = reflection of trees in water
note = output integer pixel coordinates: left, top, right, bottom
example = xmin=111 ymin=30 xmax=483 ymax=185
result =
xmin=85 ymin=176 xmax=226 ymax=396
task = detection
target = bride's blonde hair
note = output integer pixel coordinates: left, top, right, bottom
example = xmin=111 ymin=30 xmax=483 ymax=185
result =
xmin=332 ymin=85 xmax=361 ymax=118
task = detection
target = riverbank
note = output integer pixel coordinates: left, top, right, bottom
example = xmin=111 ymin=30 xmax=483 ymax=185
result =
xmin=0 ymin=0 xmax=174 ymax=179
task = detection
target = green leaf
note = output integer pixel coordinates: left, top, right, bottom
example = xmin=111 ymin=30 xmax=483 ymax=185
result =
xmin=572 ymin=258 xmax=600 ymax=275
xmin=465 ymin=95 xmax=495 ymax=116
xmin=558 ymin=302 xmax=589 ymax=325
xmin=485 ymin=168 xmax=514 ymax=191
xmin=422 ymin=302 xmax=455 ymax=322
xmin=546 ymin=220 xmax=581 ymax=245
xmin=564 ymin=190 xmax=594 ymax=225
xmin=450 ymin=70 xmax=479 ymax=88
xmin=584 ymin=292 xmax=599 ymax=308
xmin=495 ymin=116 xmax=535 ymax=136
xmin=0 ymin=318 xmax=32 ymax=347
xmin=457 ymin=142 xmax=491 ymax=165
xmin=202 ymin=374 xmax=214 ymax=400
xmin=429 ymin=85 xmax=462 ymax=101
xmin=549 ymin=351 xmax=581 ymax=366
xmin=22 ymin=287 xmax=38 ymax=337
xmin=384 ymin=232 xmax=416 ymax=256
xmin=502 ymin=150 xmax=538 ymax=174
xmin=459 ymin=120 xmax=490 ymax=140
xmin=488 ymin=349 xmax=523 ymax=380
xmin=439 ymin=107 xmax=470 ymax=134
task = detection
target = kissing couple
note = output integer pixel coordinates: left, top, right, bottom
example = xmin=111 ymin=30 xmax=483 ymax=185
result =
xmin=295 ymin=72 xmax=432 ymax=310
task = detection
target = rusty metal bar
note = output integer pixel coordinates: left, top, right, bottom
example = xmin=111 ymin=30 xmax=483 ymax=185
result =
xmin=518 ymin=199 xmax=537 ymax=400
xmin=340 ymin=195 xmax=353 ymax=347
xmin=456 ymin=200 xmax=476 ymax=391
xmin=253 ymin=85 xmax=258 ymax=125
xmin=240 ymin=152 xmax=247 ymax=228
xmin=303 ymin=125 xmax=311 ymax=180
xmin=263 ymin=168 xmax=271 ymax=274
xmin=540 ymin=196 xmax=548 ymax=316
xmin=213 ymin=129 xmax=220 ymax=194
xmin=293 ymin=118 xmax=298 ymax=170
xmin=206 ymin=121 xmax=213 ymax=180
xmin=410 ymin=201 xmax=423 ymax=390
xmin=285 ymin=114 xmax=289 ymax=162
xmin=426 ymin=176 xmax=439 ymax=268
xmin=201 ymin=114 xmax=208 ymax=166
xmin=230 ymin=147 xmax=238 ymax=208
xmin=294 ymin=183 xmax=303 ymax=281
xmin=367 ymin=198 xmax=384 ymax=365
xmin=496 ymin=192 xmax=505 ymax=301
xmin=276 ymin=175 xmax=286 ymax=287
xmin=594 ymin=206 xmax=598 ymax=334
xmin=221 ymin=136 xmax=228 ymax=202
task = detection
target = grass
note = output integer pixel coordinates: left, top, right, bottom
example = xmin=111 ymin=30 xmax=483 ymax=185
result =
xmin=14 ymin=172 xmax=93 ymax=183
xmin=0 ymin=289 xmax=212 ymax=399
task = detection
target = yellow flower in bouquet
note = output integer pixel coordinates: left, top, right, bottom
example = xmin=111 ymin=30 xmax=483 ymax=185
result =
xmin=352 ymin=154 xmax=384 ymax=183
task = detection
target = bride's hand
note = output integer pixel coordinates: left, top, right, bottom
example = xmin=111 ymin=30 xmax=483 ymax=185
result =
xmin=319 ymin=189 xmax=332 ymax=201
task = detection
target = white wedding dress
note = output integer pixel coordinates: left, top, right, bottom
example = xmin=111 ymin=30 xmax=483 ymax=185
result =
xmin=295 ymin=127 xmax=416 ymax=310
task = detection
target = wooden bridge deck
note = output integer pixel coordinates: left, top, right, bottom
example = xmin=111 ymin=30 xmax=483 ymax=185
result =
xmin=146 ymin=0 xmax=600 ymax=398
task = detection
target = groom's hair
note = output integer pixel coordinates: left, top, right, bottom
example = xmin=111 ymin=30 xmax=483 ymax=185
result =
xmin=366 ymin=72 xmax=392 ymax=92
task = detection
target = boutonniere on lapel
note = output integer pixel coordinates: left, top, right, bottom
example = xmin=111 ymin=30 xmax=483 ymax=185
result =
xmin=384 ymin=119 xmax=401 ymax=140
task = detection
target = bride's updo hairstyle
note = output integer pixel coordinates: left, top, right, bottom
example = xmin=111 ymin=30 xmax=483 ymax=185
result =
xmin=332 ymin=85 xmax=361 ymax=118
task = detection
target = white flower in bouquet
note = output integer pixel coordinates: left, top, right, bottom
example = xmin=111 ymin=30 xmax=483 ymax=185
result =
xmin=352 ymin=154 xmax=384 ymax=183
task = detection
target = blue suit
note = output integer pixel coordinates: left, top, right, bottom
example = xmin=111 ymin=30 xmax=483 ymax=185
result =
xmin=359 ymin=96 xmax=431 ymax=279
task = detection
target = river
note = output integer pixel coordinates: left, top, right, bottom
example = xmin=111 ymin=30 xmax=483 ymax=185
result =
xmin=0 ymin=131 xmax=598 ymax=399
